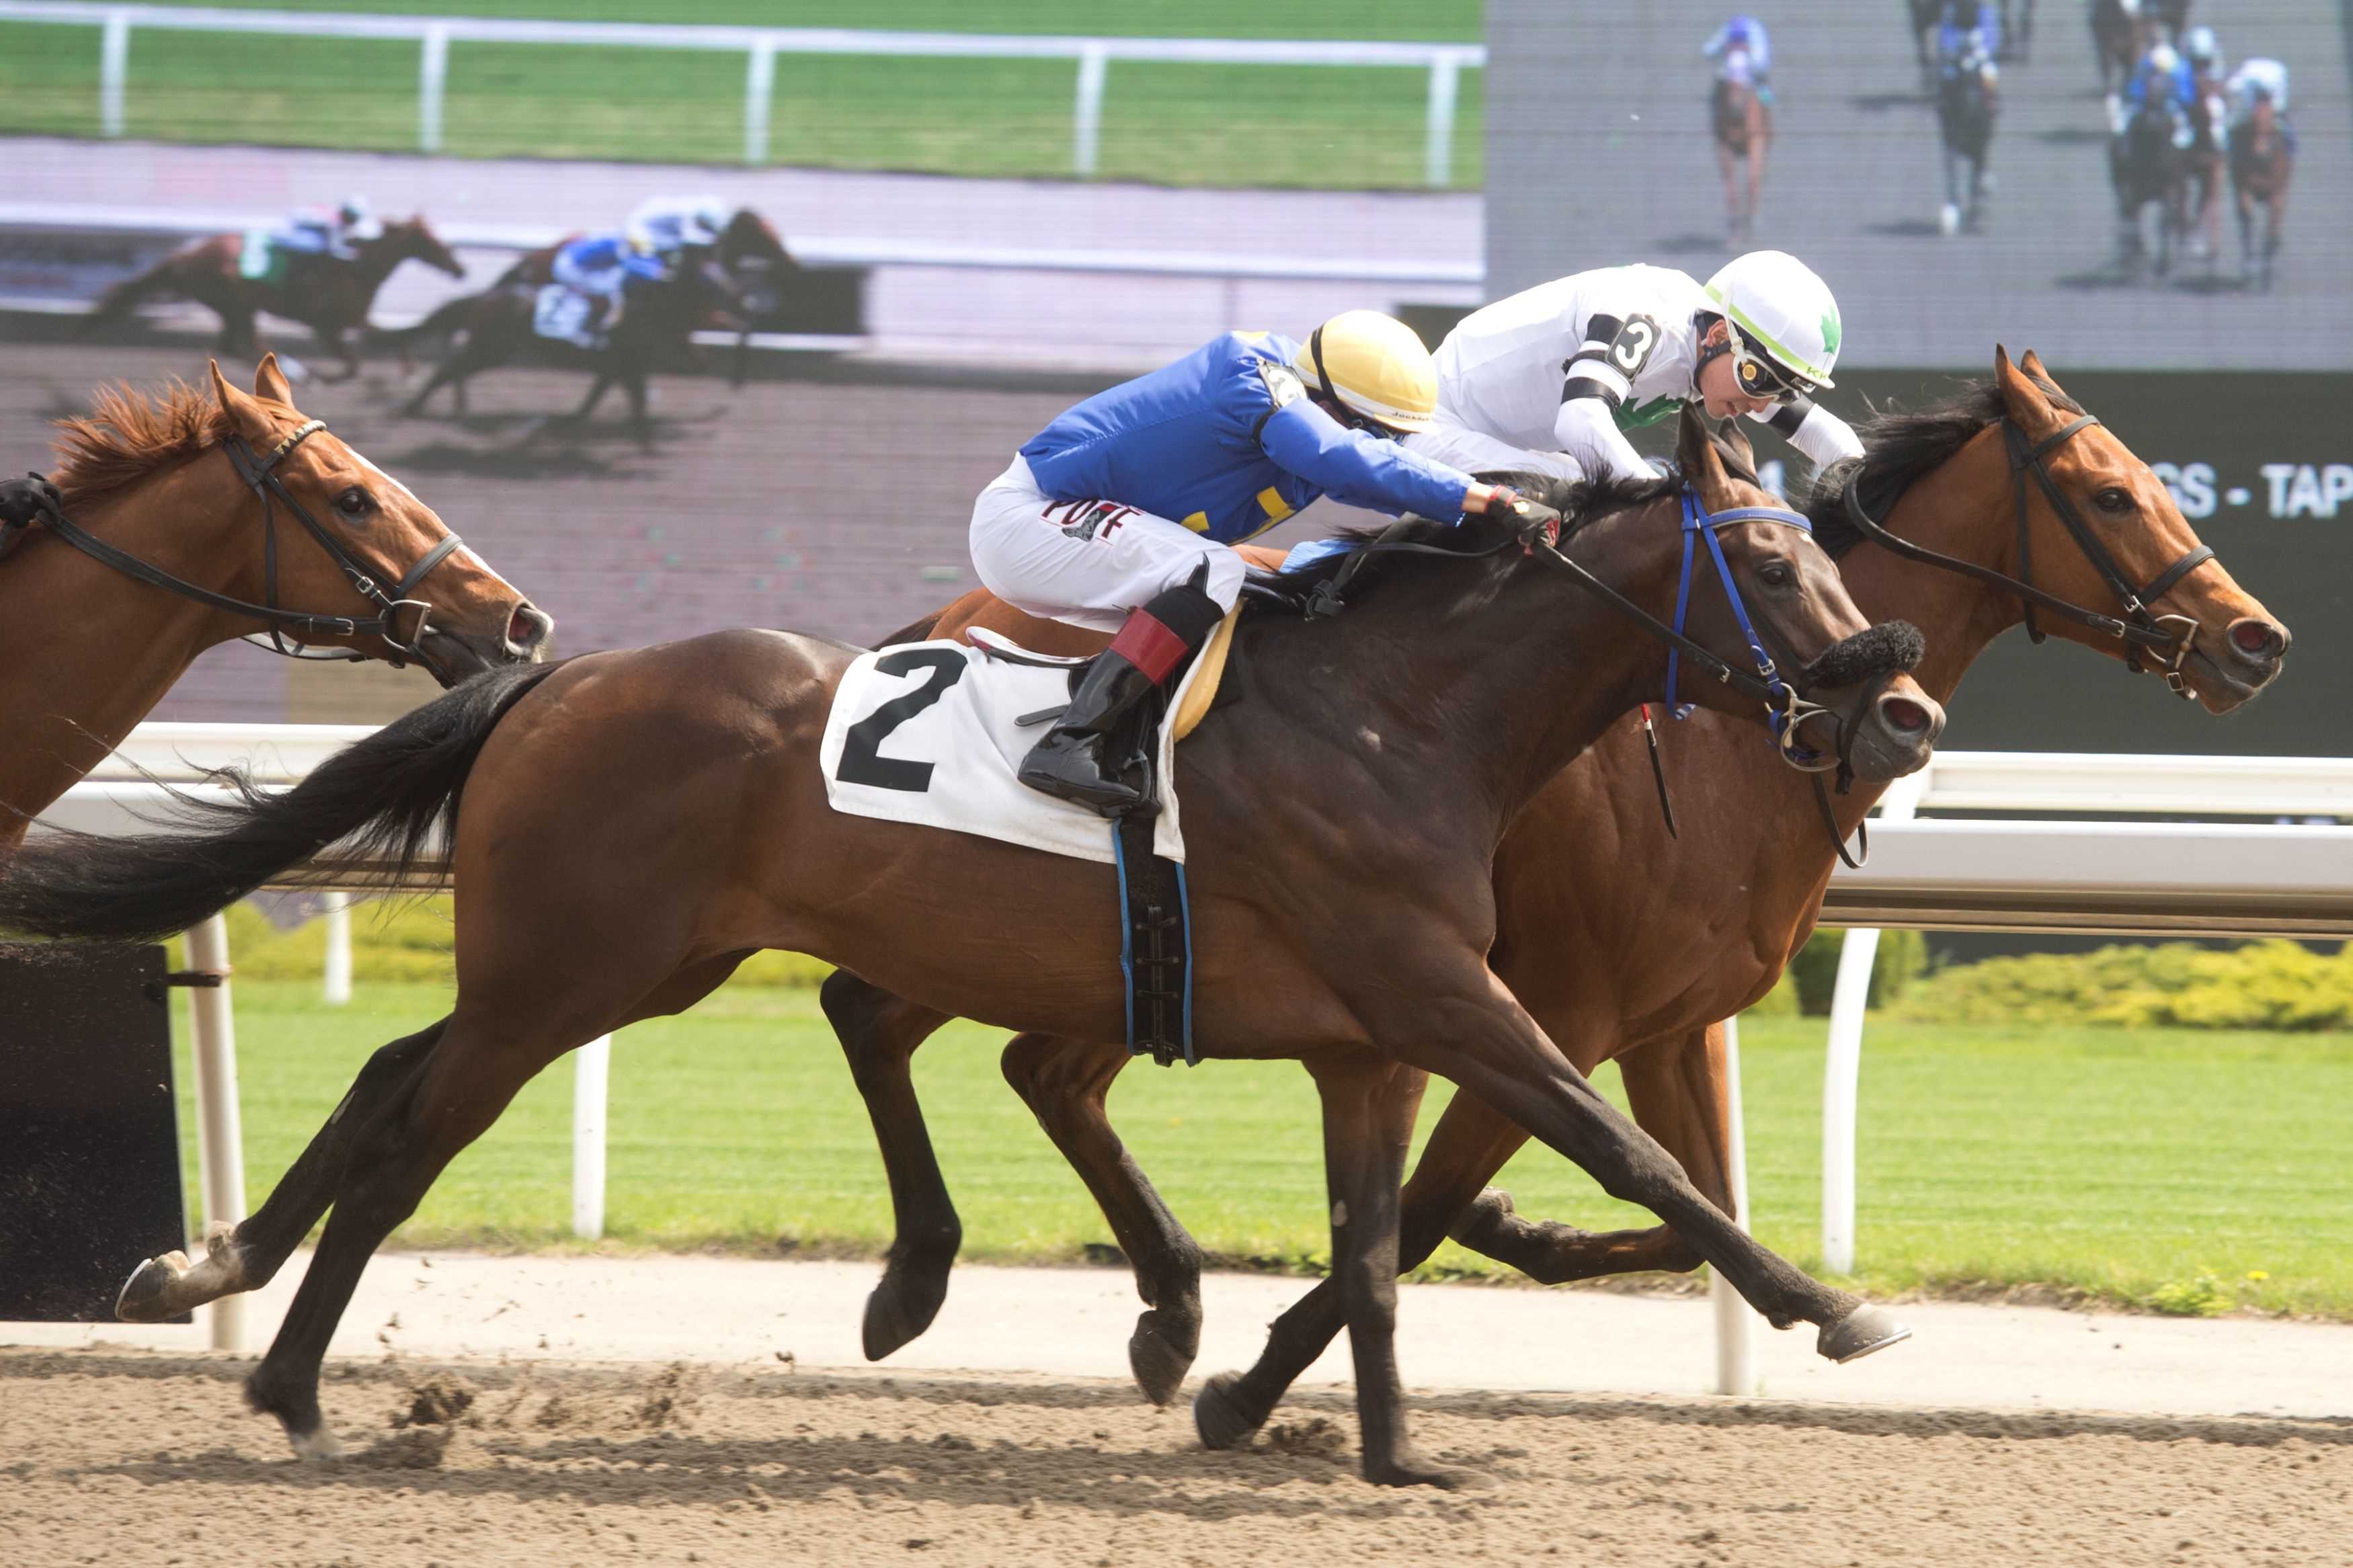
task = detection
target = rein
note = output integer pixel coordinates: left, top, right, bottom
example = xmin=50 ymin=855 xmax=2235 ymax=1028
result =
xmin=4 ymin=421 xmax=466 ymax=680
xmin=1837 ymin=413 xmax=2210 ymax=696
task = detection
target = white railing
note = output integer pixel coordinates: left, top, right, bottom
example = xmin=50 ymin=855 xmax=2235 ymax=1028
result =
xmin=0 ymin=3 xmax=1486 ymax=185
xmin=36 ymin=731 xmax=2353 ymax=1370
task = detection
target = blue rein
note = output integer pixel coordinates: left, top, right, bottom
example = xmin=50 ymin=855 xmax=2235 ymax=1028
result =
xmin=1664 ymin=489 xmax=1834 ymax=769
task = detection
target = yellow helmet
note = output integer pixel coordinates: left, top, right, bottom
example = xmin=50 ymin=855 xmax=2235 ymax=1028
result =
xmin=1294 ymin=311 xmax=1439 ymax=434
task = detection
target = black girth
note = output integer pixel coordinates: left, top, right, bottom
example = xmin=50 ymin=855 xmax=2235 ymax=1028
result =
xmin=1836 ymin=413 xmax=2214 ymax=696
xmin=3 ymin=420 xmax=467 ymax=681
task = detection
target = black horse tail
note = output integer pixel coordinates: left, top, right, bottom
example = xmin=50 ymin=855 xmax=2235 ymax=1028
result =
xmin=374 ymin=292 xmax=482 ymax=349
xmin=0 ymin=663 xmax=559 ymax=943
xmin=84 ymin=260 xmax=173 ymax=333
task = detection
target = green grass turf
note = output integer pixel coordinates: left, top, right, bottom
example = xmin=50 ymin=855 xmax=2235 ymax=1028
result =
xmin=175 ymin=980 xmax=2353 ymax=1319
xmin=0 ymin=2 xmax=1484 ymax=189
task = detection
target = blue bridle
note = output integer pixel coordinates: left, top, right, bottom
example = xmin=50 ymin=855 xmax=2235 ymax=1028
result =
xmin=1663 ymin=489 xmax=1837 ymax=770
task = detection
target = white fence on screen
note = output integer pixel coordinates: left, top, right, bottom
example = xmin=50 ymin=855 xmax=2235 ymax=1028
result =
xmin=0 ymin=3 xmax=1486 ymax=187
xmin=36 ymin=727 xmax=2353 ymax=1382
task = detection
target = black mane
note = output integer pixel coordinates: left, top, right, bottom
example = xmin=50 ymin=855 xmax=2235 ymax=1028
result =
xmin=1263 ymin=467 xmax=1680 ymax=602
xmin=1804 ymin=372 xmax=2083 ymax=555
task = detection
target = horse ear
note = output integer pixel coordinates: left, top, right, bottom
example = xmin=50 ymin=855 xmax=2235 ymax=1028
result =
xmin=251 ymin=353 xmax=296 ymax=409
xmin=208 ymin=359 xmax=276 ymax=444
xmin=1675 ymin=403 xmax=1730 ymax=503
xmin=1712 ymin=413 xmax=1759 ymax=483
xmin=2018 ymin=347 xmax=2071 ymax=403
xmin=1993 ymin=343 xmax=2057 ymax=427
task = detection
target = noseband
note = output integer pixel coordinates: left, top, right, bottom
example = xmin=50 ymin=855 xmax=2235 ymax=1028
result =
xmin=12 ymin=419 xmax=468 ymax=680
xmin=1663 ymin=492 xmax=1842 ymax=770
xmin=1839 ymin=413 xmax=2212 ymax=696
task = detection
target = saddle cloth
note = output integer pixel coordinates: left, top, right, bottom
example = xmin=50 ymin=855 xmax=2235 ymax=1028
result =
xmin=817 ymin=613 xmax=1237 ymax=866
xmin=237 ymin=231 xmax=286 ymax=283
xmin=533 ymin=284 xmax=602 ymax=347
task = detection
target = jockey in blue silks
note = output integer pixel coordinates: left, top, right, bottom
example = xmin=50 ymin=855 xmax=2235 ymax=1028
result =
xmin=550 ymin=231 xmax=668 ymax=339
xmin=971 ymin=311 xmax=1541 ymax=815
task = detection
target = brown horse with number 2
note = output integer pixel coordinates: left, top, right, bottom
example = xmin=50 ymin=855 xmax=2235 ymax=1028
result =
xmin=0 ymin=405 xmax=1939 ymax=1487
xmin=822 ymin=347 xmax=2287 ymax=1455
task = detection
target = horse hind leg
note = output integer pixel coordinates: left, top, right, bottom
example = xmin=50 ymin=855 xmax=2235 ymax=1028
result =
xmin=820 ymin=971 xmax=963 ymax=1361
xmin=1000 ymin=1031 xmax=1203 ymax=1405
xmin=117 ymin=1020 xmax=449 ymax=1323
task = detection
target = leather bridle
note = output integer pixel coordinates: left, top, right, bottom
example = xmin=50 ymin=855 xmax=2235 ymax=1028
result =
xmin=12 ymin=420 xmax=469 ymax=682
xmin=1838 ymin=413 xmax=2212 ymax=697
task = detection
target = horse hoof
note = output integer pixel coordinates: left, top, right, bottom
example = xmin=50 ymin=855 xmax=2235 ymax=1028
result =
xmin=1128 ymin=1309 xmax=1198 ymax=1407
xmin=286 ymin=1426 xmax=346 ymax=1462
xmin=1193 ymin=1372 xmax=1271 ymax=1450
xmin=1363 ymin=1452 xmax=1492 ymax=1491
xmin=115 ymin=1251 xmax=188 ymax=1323
xmin=1819 ymin=1303 xmax=1912 ymax=1363
xmin=860 ymin=1271 xmax=947 ymax=1362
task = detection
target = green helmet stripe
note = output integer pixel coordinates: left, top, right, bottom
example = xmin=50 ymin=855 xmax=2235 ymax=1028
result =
xmin=1712 ymin=292 xmax=1836 ymax=384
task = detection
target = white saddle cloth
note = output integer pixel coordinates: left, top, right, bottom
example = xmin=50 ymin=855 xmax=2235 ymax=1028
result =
xmin=818 ymin=637 xmax=1207 ymax=864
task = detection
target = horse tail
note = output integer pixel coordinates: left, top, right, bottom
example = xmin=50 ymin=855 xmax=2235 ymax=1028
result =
xmin=374 ymin=292 xmax=483 ymax=349
xmin=0 ymin=663 xmax=559 ymax=943
xmin=85 ymin=256 xmax=178 ymax=330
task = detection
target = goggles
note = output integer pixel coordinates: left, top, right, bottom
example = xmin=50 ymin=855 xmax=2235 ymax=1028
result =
xmin=1723 ymin=319 xmax=1817 ymax=404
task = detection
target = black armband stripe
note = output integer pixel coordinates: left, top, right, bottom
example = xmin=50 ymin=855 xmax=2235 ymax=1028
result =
xmin=1566 ymin=345 xmax=1615 ymax=368
xmin=1765 ymin=399 xmax=1814 ymax=436
xmin=1561 ymin=378 xmax=1623 ymax=409
xmin=1583 ymin=313 xmax=1626 ymax=343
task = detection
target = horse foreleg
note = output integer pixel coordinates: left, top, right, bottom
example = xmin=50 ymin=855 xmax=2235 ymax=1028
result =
xmin=625 ymin=368 xmax=653 ymax=449
xmin=1304 ymin=1053 xmax=1468 ymax=1488
xmin=1000 ymin=1032 xmax=1203 ymax=1405
xmin=818 ymin=971 xmax=963 ymax=1360
xmin=116 ymin=1020 xmax=449 ymax=1323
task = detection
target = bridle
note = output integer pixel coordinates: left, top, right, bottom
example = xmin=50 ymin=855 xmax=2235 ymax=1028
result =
xmin=1837 ymin=412 xmax=2211 ymax=696
xmin=8 ymin=420 xmax=468 ymax=682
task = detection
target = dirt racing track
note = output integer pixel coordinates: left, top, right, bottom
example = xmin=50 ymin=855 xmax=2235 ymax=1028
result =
xmin=7 ymin=1348 xmax=2349 ymax=1568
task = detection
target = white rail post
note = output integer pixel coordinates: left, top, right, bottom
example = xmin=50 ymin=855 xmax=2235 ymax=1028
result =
xmin=571 ymin=1034 xmax=612 ymax=1239
xmin=99 ymin=9 xmax=131 ymax=139
xmin=743 ymin=39 xmax=778 ymax=165
xmin=184 ymin=914 xmax=247 ymax=1352
xmin=1710 ymin=1014 xmax=1757 ymax=1395
xmin=1819 ymin=772 xmax=1926 ymax=1276
xmin=320 ymin=890 xmax=352 ymax=1005
xmin=1072 ymin=42 xmax=1109 ymax=177
xmin=417 ymin=24 xmax=450 ymax=154
xmin=1424 ymin=49 xmax=1464 ymax=188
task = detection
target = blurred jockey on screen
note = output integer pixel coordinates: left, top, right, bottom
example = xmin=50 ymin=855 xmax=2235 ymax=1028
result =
xmin=1406 ymin=251 xmax=1860 ymax=489
xmin=972 ymin=313 xmax=1538 ymax=814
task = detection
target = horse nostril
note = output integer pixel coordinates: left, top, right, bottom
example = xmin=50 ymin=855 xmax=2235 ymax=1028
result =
xmin=1878 ymin=696 xmax=1932 ymax=735
xmin=506 ymin=605 xmax=553 ymax=655
xmin=2228 ymin=618 xmax=2284 ymax=660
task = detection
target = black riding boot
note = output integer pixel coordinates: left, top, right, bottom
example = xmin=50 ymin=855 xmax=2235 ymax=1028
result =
xmin=1018 ymin=569 xmax=1225 ymax=817
xmin=1017 ymin=651 xmax=1161 ymax=815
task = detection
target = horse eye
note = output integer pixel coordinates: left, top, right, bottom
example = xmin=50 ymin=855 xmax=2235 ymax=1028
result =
xmin=334 ymin=486 xmax=374 ymax=520
xmin=1758 ymin=561 xmax=1793 ymax=588
xmin=2095 ymin=487 xmax=2132 ymax=513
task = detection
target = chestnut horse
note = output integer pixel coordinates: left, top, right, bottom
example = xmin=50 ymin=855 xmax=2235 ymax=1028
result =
xmin=1711 ymin=67 xmax=1769 ymax=243
xmin=0 ymin=409 xmax=1938 ymax=1486
xmin=87 ymin=218 xmax=463 ymax=382
xmin=2229 ymin=101 xmax=2293 ymax=291
xmin=0 ymin=358 xmax=549 ymax=843
xmin=829 ymin=349 xmax=2285 ymax=1442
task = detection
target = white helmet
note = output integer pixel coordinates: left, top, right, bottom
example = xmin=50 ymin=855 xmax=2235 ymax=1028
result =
xmin=1704 ymin=250 xmax=1843 ymax=392
xmin=2147 ymin=42 xmax=2180 ymax=75
xmin=2182 ymin=26 xmax=2219 ymax=66
xmin=687 ymin=197 xmax=728 ymax=244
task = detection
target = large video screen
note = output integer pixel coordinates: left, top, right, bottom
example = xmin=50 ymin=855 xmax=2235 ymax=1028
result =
xmin=1488 ymin=1 xmax=2346 ymax=370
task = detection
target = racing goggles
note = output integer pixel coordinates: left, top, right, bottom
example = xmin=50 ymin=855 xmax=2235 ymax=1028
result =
xmin=1724 ymin=322 xmax=1816 ymax=404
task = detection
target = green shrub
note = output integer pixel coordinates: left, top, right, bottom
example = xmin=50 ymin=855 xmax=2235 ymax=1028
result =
xmin=1786 ymin=927 xmax=1928 ymax=1016
xmin=1896 ymin=939 xmax=2353 ymax=1031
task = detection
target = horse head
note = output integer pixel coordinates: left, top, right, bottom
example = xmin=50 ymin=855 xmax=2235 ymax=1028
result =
xmin=1654 ymin=406 xmax=1942 ymax=781
xmin=1989 ymin=347 xmax=2286 ymax=711
xmin=376 ymin=215 xmax=465 ymax=280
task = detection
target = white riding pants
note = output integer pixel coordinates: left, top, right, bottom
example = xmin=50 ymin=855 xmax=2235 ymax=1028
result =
xmin=1404 ymin=419 xmax=1587 ymax=486
xmin=969 ymin=456 xmax=1247 ymax=634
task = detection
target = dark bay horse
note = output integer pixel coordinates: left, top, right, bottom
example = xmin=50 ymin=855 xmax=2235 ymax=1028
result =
xmin=0 ymin=358 xmax=549 ymax=841
xmin=1936 ymin=38 xmax=1999 ymax=233
xmin=390 ymin=210 xmax=797 ymax=435
xmin=0 ymin=410 xmax=1938 ymax=1485
xmin=2112 ymin=99 xmax=2191 ymax=278
xmin=2229 ymin=101 xmax=2292 ymax=290
xmin=846 ymin=349 xmax=2285 ymax=1438
xmin=86 ymin=218 xmax=463 ymax=382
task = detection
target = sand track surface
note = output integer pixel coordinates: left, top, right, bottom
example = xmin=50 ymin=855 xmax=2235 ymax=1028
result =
xmin=5 ymin=1349 xmax=2348 ymax=1568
